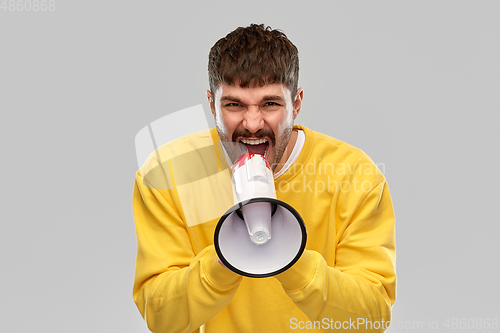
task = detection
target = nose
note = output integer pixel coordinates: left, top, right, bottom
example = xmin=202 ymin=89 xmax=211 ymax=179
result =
xmin=242 ymin=106 xmax=264 ymax=134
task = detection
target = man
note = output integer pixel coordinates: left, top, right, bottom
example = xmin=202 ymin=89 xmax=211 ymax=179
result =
xmin=133 ymin=24 xmax=396 ymax=332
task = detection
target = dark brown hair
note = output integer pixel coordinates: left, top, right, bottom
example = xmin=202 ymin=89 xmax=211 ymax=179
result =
xmin=208 ymin=24 xmax=299 ymax=99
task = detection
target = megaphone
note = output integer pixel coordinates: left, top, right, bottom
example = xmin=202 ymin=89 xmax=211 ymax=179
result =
xmin=214 ymin=153 xmax=307 ymax=278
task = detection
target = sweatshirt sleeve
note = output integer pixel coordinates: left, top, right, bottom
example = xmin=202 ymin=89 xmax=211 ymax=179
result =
xmin=275 ymin=179 xmax=396 ymax=332
xmin=132 ymin=172 xmax=243 ymax=333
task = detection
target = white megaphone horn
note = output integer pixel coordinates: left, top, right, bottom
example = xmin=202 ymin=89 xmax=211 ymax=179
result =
xmin=214 ymin=153 xmax=307 ymax=278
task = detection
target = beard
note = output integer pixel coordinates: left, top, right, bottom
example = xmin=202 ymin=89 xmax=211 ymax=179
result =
xmin=216 ymin=122 xmax=294 ymax=172
xmin=269 ymin=125 xmax=293 ymax=172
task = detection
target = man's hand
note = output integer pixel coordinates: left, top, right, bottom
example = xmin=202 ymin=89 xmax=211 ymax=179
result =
xmin=217 ymin=257 xmax=228 ymax=269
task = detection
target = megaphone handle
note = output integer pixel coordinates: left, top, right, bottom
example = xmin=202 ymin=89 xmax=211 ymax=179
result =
xmin=235 ymin=201 xmax=278 ymax=220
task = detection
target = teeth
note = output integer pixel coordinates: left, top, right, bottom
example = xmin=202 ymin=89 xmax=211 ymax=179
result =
xmin=241 ymin=138 xmax=268 ymax=145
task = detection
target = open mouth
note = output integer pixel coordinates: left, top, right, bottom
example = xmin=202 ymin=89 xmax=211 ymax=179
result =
xmin=239 ymin=138 xmax=270 ymax=157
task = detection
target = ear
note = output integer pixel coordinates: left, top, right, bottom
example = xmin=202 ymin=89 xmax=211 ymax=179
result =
xmin=293 ymin=88 xmax=304 ymax=119
xmin=206 ymin=90 xmax=216 ymax=117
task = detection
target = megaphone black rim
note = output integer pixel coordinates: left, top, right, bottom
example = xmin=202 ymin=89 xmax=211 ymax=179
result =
xmin=214 ymin=197 xmax=307 ymax=278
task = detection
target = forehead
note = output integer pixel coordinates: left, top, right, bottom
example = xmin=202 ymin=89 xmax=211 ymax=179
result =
xmin=216 ymin=83 xmax=291 ymax=103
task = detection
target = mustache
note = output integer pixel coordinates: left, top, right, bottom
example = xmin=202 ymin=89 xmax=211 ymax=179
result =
xmin=232 ymin=128 xmax=276 ymax=146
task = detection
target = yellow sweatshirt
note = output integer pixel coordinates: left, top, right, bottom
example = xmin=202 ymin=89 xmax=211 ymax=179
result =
xmin=132 ymin=125 xmax=396 ymax=333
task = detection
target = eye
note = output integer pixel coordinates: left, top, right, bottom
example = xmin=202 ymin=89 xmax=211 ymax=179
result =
xmin=224 ymin=102 xmax=245 ymax=111
xmin=262 ymin=101 xmax=281 ymax=111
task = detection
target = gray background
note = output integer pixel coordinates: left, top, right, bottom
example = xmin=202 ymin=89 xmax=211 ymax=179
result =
xmin=1 ymin=0 xmax=499 ymax=332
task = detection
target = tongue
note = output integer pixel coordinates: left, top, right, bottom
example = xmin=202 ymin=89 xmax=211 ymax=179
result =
xmin=244 ymin=143 xmax=268 ymax=155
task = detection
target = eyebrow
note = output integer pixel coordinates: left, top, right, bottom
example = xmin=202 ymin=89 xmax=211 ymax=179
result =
xmin=220 ymin=95 xmax=286 ymax=104
xmin=220 ymin=95 xmax=243 ymax=103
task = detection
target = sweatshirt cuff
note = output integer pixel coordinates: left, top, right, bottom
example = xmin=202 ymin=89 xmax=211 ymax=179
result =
xmin=202 ymin=246 xmax=242 ymax=289
xmin=274 ymin=250 xmax=318 ymax=291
